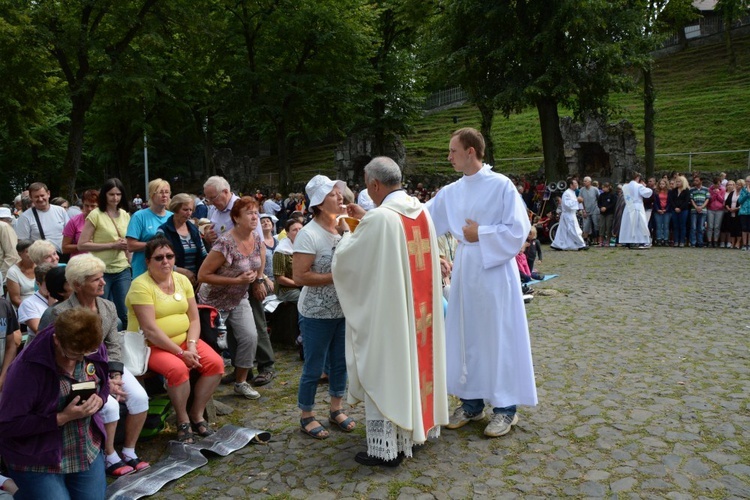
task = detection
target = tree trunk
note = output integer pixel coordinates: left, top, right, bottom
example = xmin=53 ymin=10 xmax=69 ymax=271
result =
xmin=58 ymin=93 xmax=93 ymax=200
xmin=478 ymin=103 xmax=495 ymax=166
xmin=643 ymin=65 xmax=656 ymax=179
xmin=724 ymin=19 xmax=736 ymax=70
xmin=276 ymin=121 xmax=291 ymax=194
xmin=536 ymin=97 xmax=567 ymax=181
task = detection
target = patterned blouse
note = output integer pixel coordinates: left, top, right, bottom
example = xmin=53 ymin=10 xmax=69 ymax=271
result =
xmin=198 ymin=231 xmax=262 ymax=311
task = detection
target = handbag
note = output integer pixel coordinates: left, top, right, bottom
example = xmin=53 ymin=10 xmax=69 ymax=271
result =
xmin=119 ymin=330 xmax=151 ymax=376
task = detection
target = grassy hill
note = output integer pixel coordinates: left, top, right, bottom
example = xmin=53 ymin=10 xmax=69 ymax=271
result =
xmin=259 ymin=33 xmax=750 ymax=187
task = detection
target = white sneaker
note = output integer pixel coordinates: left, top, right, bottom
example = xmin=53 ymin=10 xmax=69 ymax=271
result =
xmin=446 ymin=406 xmax=485 ymax=429
xmin=234 ymin=381 xmax=260 ymax=400
xmin=484 ymin=413 xmax=519 ymax=437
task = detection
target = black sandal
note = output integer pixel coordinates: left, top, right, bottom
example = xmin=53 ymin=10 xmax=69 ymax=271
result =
xmin=176 ymin=422 xmax=195 ymax=444
xmin=191 ymin=420 xmax=216 ymax=437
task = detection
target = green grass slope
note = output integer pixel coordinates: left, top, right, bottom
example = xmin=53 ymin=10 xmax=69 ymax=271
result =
xmin=404 ymin=33 xmax=750 ymax=178
xmin=260 ymin=34 xmax=750 ymax=187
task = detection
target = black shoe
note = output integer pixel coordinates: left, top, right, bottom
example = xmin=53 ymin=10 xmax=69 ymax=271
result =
xmin=354 ymin=451 xmax=403 ymax=467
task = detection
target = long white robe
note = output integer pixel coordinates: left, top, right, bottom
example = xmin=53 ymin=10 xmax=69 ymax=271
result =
xmin=426 ymin=165 xmax=537 ymax=409
xmin=332 ymin=191 xmax=449 ymax=454
xmin=552 ymin=189 xmax=586 ymax=250
xmin=619 ymin=181 xmax=653 ymax=245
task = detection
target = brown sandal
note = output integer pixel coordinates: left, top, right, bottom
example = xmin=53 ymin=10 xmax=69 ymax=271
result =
xmin=176 ymin=422 xmax=195 ymax=444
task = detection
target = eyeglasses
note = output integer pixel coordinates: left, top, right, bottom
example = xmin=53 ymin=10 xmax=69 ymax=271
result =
xmin=152 ymin=254 xmax=175 ymax=262
xmin=205 ymin=190 xmax=225 ymax=202
xmin=60 ymin=345 xmax=99 ymax=360
xmin=157 ymin=190 xmax=171 ymax=196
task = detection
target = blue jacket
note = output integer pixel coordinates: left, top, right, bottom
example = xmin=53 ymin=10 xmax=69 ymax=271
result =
xmin=738 ymin=188 xmax=750 ymax=216
xmin=158 ymin=216 xmax=206 ymax=273
xmin=0 ymin=324 xmax=109 ymax=468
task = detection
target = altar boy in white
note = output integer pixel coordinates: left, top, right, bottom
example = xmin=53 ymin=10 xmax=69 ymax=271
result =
xmin=332 ymin=157 xmax=448 ymax=467
xmin=426 ymin=128 xmax=537 ymax=438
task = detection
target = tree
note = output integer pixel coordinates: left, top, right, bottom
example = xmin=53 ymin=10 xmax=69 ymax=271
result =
xmin=0 ymin=3 xmax=68 ymax=199
xmin=8 ymin=0 xmax=162 ymax=199
xmin=433 ymin=0 xmax=637 ymax=181
xmin=225 ymin=0 xmax=376 ymax=191
xmin=358 ymin=0 xmax=433 ymax=158
xmin=628 ymin=0 xmax=697 ymax=178
xmin=716 ymin=0 xmax=750 ymax=70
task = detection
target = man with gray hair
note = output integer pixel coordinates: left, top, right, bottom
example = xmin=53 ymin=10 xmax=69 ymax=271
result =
xmin=579 ymin=176 xmax=600 ymax=245
xmin=333 ymin=156 xmax=448 ymax=466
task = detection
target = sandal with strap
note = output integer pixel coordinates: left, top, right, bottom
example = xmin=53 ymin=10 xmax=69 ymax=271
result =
xmin=300 ymin=416 xmax=329 ymax=440
xmin=106 ymin=460 xmax=135 ymax=477
xmin=329 ymin=409 xmax=356 ymax=432
xmin=123 ymin=456 xmax=150 ymax=472
xmin=176 ymin=422 xmax=195 ymax=444
xmin=191 ymin=420 xmax=216 ymax=437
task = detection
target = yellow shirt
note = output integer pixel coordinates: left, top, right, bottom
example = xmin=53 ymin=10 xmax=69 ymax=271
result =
xmin=86 ymin=209 xmax=131 ymax=273
xmin=125 ymin=272 xmax=194 ymax=346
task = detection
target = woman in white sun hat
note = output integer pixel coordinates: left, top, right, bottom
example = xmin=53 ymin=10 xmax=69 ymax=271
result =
xmin=293 ymin=175 xmax=355 ymax=439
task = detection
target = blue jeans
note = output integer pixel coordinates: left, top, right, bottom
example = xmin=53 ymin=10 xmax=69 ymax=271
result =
xmin=104 ymin=268 xmax=131 ymax=330
xmin=297 ymin=315 xmax=347 ymax=411
xmin=461 ymin=399 xmax=516 ymax=417
xmin=654 ymin=212 xmax=672 ymax=242
xmin=673 ymin=210 xmax=688 ymax=245
xmin=690 ymin=211 xmax=706 ymax=246
xmin=10 ymin=451 xmax=106 ymax=500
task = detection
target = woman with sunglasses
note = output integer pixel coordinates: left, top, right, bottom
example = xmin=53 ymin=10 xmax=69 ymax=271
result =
xmin=126 ymin=237 xmax=223 ymax=444
xmin=0 ymin=307 xmax=108 ymax=499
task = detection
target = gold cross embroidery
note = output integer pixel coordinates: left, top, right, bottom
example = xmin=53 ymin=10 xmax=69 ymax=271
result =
xmin=420 ymin=370 xmax=434 ymax=410
xmin=416 ymin=302 xmax=432 ymax=346
xmin=407 ymin=226 xmax=430 ymax=271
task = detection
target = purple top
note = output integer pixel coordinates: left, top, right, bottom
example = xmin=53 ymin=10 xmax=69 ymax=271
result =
xmin=62 ymin=213 xmax=87 ymax=256
xmin=0 ymin=325 xmax=109 ymax=467
xmin=198 ymin=231 xmax=262 ymax=311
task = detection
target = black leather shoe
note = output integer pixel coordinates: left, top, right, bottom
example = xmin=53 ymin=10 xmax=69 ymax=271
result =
xmin=354 ymin=452 xmax=403 ymax=467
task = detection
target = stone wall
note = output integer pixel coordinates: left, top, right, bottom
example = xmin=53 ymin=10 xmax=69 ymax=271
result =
xmin=560 ymin=116 xmax=640 ymax=184
xmin=334 ymin=134 xmax=407 ymax=185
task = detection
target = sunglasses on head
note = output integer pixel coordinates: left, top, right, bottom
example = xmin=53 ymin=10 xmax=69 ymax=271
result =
xmin=152 ymin=254 xmax=175 ymax=262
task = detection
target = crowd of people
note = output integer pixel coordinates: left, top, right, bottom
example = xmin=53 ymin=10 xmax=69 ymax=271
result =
xmin=2 ymin=126 xmax=745 ymax=496
xmin=547 ymin=171 xmax=750 ymax=250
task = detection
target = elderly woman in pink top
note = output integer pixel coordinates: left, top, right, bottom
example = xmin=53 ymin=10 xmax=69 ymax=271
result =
xmin=706 ymin=176 xmax=726 ymax=248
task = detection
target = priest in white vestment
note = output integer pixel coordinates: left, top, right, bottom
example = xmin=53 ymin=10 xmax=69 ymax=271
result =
xmin=551 ymin=178 xmax=587 ymax=250
xmin=619 ymin=172 xmax=653 ymax=247
xmin=332 ymin=157 xmax=448 ymax=467
xmin=426 ymin=127 xmax=537 ymax=438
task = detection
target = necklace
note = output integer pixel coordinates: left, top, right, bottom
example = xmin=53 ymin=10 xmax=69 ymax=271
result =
xmin=150 ymin=272 xmax=181 ymax=301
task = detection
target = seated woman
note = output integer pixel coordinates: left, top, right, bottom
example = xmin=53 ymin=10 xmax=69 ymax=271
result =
xmin=126 ymin=237 xmax=223 ymax=444
xmin=28 ymin=240 xmax=60 ymax=266
xmin=39 ymin=254 xmax=150 ymax=476
xmin=157 ymin=193 xmax=206 ymax=288
xmin=5 ymin=240 xmax=36 ymax=310
xmin=17 ymin=263 xmax=57 ymax=342
xmin=273 ymin=218 xmax=303 ymax=303
xmin=0 ymin=307 xmax=109 ymax=500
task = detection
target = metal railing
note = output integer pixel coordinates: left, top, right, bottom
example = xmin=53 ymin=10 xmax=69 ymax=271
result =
xmin=424 ymin=87 xmax=469 ymax=110
xmin=654 ymin=149 xmax=750 ymax=173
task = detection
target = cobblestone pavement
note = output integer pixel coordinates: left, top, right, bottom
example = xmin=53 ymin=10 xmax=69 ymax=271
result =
xmin=142 ymin=246 xmax=750 ymax=499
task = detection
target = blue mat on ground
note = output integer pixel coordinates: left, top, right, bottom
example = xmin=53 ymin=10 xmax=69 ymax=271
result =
xmin=106 ymin=425 xmax=271 ymax=500
xmin=527 ymin=274 xmax=558 ymax=285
